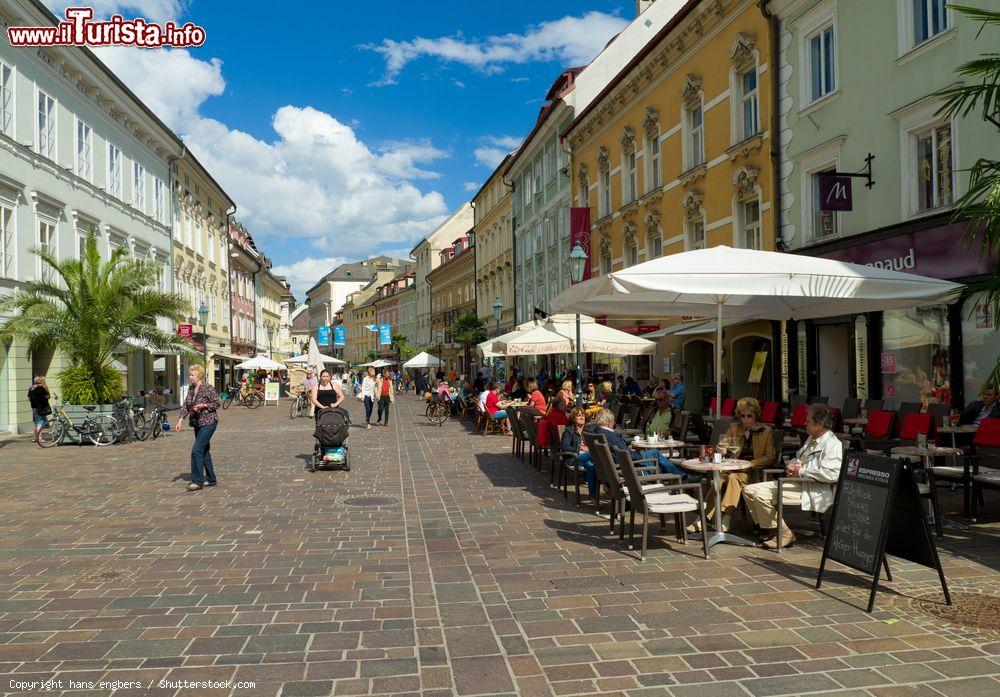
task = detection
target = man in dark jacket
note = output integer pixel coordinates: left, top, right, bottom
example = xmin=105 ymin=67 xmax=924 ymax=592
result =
xmin=960 ymin=385 xmax=1000 ymax=426
xmin=588 ymin=407 xmax=688 ymax=479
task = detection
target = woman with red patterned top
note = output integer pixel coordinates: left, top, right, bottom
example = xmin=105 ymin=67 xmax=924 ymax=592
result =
xmin=175 ymin=364 xmax=222 ymax=492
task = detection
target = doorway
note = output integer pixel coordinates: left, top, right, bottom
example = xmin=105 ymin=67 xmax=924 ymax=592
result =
xmin=817 ymin=322 xmax=851 ymax=408
xmin=731 ymin=335 xmax=772 ymax=403
xmin=682 ymin=339 xmax=714 ymax=412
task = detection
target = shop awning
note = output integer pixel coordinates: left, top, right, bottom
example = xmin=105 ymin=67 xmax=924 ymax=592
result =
xmin=211 ymin=352 xmax=244 ymax=361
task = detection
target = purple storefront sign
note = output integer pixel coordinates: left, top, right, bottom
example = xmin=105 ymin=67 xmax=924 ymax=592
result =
xmin=820 ymin=221 xmax=996 ymax=280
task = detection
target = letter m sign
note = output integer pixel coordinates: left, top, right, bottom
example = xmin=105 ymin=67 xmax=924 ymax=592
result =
xmin=819 ymin=175 xmax=853 ymax=211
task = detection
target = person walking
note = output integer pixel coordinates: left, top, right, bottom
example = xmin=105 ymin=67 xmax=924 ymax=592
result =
xmin=310 ymin=369 xmax=344 ymax=416
xmin=303 ymin=369 xmax=317 ymax=417
xmin=359 ymin=366 xmax=377 ymax=429
xmin=375 ymin=368 xmax=395 ymax=426
xmin=175 ymin=365 xmax=222 ymax=492
xmin=27 ymin=375 xmax=50 ymax=443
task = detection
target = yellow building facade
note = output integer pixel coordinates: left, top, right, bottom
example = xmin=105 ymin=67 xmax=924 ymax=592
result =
xmin=473 ymin=157 xmax=514 ymax=336
xmin=565 ymin=0 xmax=777 ymax=409
xmin=427 ymin=235 xmax=476 ymax=376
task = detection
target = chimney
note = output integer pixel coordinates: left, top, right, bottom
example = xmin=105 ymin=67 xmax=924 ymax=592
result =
xmin=636 ymin=0 xmax=655 ymax=17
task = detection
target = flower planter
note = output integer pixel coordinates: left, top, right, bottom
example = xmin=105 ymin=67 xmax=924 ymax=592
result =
xmin=61 ymin=403 xmax=116 ymax=425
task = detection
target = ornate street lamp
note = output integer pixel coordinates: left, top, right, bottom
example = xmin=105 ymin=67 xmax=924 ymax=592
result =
xmin=266 ymin=324 xmax=274 ymax=358
xmin=198 ymin=302 xmax=209 ymax=379
xmin=569 ymin=244 xmax=588 ymax=403
xmin=491 ymin=296 xmax=503 ymax=381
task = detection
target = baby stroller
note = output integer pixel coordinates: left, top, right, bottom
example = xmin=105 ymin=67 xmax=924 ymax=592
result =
xmin=310 ymin=406 xmax=351 ymax=472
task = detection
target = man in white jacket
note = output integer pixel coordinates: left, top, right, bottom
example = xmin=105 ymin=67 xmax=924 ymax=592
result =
xmin=743 ymin=403 xmax=843 ymax=549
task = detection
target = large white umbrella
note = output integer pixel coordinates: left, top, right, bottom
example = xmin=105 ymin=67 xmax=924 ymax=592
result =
xmin=551 ymin=246 xmax=962 ymax=413
xmin=358 ymin=358 xmax=395 ymax=368
xmin=403 ymin=351 xmax=444 ymax=369
xmin=305 ymin=337 xmax=325 ymax=380
xmin=286 ymin=352 xmax=346 ymax=365
xmin=235 ymin=356 xmax=285 ymax=371
xmin=491 ymin=314 xmax=655 ymax=356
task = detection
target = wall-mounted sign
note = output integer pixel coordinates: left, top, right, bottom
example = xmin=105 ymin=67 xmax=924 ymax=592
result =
xmin=177 ymin=324 xmax=192 ymax=339
xmin=819 ymin=175 xmax=853 ymax=211
xmin=880 ymin=352 xmax=897 ymax=374
xmin=333 ymin=325 xmax=345 ymax=346
xmin=748 ymin=351 xmax=768 ymax=384
xmin=619 ymin=324 xmax=659 ymax=335
xmin=379 ymin=323 xmax=392 ymax=346
xmin=317 ymin=325 xmax=330 ymax=346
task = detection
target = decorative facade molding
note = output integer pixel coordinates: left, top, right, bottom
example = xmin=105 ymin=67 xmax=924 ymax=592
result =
xmin=681 ymin=74 xmax=702 ymax=108
xmin=597 ymin=146 xmax=610 ymax=172
xmin=730 ymin=32 xmax=756 ymax=68
xmin=599 ymin=232 xmax=612 ymax=256
xmin=620 ymin=126 xmax=636 ymax=154
xmin=679 ymin=163 xmax=707 ymax=188
xmin=727 ymin=132 xmax=765 ymax=161
xmin=733 ymin=165 xmax=762 ymax=198
xmin=623 ymin=222 xmax=637 ymax=250
xmin=577 ymin=163 xmax=589 ymax=188
xmin=642 ymin=106 xmax=660 ymax=138
xmin=644 ymin=210 xmax=662 ymax=235
xmin=681 ymin=190 xmax=704 ymax=220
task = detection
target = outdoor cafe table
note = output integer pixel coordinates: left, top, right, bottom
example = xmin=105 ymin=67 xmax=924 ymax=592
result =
xmin=843 ymin=417 xmax=868 ymax=427
xmin=678 ymin=458 xmax=756 ymax=549
xmin=937 ymin=424 xmax=978 ymax=448
xmin=633 ymin=437 xmax=686 ymax=458
xmin=890 ymin=444 xmax=968 ymax=529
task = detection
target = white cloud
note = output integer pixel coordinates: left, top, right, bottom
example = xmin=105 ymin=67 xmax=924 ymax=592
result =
xmin=473 ymin=135 xmax=521 ymax=169
xmin=272 ymin=256 xmax=349 ymax=298
xmin=364 ymin=11 xmax=628 ymax=86
xmin=462 ymin=181 xmax=479 ymax=193
xmin=94 ymin=45 xmax=451 ymax=301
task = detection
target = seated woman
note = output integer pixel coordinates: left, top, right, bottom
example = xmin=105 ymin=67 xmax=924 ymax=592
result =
xmin=521 ymin=379 xmax=547 ymax=418
xmin=537 ymin=380 xmax=573 ymax=448
xmin=560 ymin=408 xmax=599 ymax=507
xmin=484 ymin=383 xmax=512 ymax=435
xmin=509 ymin=379 xmax=528 ymax=401
xmin=697 ymin=396 xmax=776 ymax=533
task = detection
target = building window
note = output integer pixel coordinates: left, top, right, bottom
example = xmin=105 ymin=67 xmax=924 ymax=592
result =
xmin=599 ymin=168 xmax=611 ymax=217
xmin=600 ymin=248 xmax=612 ymax=276
xmin=686 ymin=216 xmax=705 ymax=251
xmin=0 ymin=204 xmax=14 ymax=278
xmin=132 ymin=161 xmax=145 ymax=211
xmin=913 ymin=0 xmax=949 ymax=45
xmin=808 ymin=24 xmax=836 ymax=102
xmin=645 ymin=132 xmax=661 ymax=192
xmin=107 ymin=143 xmax=122 ymax=199
xmin=36 ymin=89 xmax=56 ymax=160
xmin=545 ymin=145 xmax=556 ymax=182
xmin=153 ymin=177 xmax=166 ymax=223
xmin=647 ymin=230 xmax=662 ymax=259
xmin=623 ymin=151 xmax=637 ymax=204
xmin=75 ymin=228 xmax=88 ymax=260
xmin=738 ymin=199 xmax=762 ymax=250
xmin=534 ymin=160 xmax=543 ymax=197
xmin=37 ymin=219 xmax=55 ymax=280
xmin=625 ymin=238 xmax=638 ymax=267
xmin=811 ymin=169 xmax=839 ymax=239
xmin=522 ymin=172 xmax=531 ymax=207
xmin=0 ymin=62 xmax=12 ymax=138
xmin=739 ymin=66 xmax=759 ymax=140
xmin=914 ymin=122 xmax=953 ymax=212
xmin=686 ymin=103 xmax=704 ymax=168
xmin=75 ymin=119 xmax=93 ymax=182
xmin=208 ymin=231 xmax=215 ymax=263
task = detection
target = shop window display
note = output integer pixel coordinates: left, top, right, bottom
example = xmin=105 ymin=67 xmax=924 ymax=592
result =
xmin=881 ymin=306 xmax=949 ymax=407
xmin=961 ymin=293 xmax=1000 ymax=406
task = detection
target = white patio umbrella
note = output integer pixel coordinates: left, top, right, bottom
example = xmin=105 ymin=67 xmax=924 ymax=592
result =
xmin=551 ymin=246 xmax=963 ymax=414
xmin=358 ymin=358 xmax=395 ymax=368
xmin=305 ymin=337 xmax=325 ymax=381
xmin=235 ymin=356 xmax=285 ymax=371
xmin=403 ymin=351 xmax=444 ymax=369
xmin=491 ymin=314 xmax=655 ymax=356
xmin=286 ymin=352 xmax=346 ymax=365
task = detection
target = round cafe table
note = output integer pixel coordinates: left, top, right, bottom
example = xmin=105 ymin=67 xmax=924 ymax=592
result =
xmin=843 ymin=417 xmax=868 ymax=426
xmin=633 ymin=438 xmax=686 ymax=457
xmin=678 ymin=458 xmax=756 ymax=549
xmin=936 ymin=424 xmax=977 ymax=448
xmin=891 ymin=444 xmax=968 ymax=532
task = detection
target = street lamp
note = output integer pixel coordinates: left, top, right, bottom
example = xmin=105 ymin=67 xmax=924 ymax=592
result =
xmin=266 ymin=324 xmax=274 ymax=358
xmin=197 ymin=302 xmax=209 ymax=380
xmin=491 ymin=297 xmax=503 ymax=382
xmin=568 ymin=244 xmax=588 ymax=404
xmin=436 ymin=329 xmax=444 ymax=379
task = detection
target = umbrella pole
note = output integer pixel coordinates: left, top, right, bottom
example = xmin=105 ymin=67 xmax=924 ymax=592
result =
xmin=575 ymin=313 xmax=582 ymax=406
xmin=716 ymin=302 xmax=723 ymax=417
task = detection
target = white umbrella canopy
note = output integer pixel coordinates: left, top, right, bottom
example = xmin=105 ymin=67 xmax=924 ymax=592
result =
xmin=286 ymin=352 xmax=346 ymax=365
xmin=305 ymin=337 xmax=325 ymax=379
xmin=235 ymin=356 xmax=285 ymax=371
xmin=358 ymin=358 xmax=395 ymax=368
xmin=403 ymin=351 xmax=444 ymax=368
xmin=491 ymin=315 xmax=655 ymax=356
xmin=551 ymin=246 xmax=963 ymax=413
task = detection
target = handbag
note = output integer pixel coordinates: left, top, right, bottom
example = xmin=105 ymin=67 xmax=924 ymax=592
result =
xmin=37 ymin=404 xmax=51 ymax=417
xmin=187 ymin=385 xmax=200 ymax=426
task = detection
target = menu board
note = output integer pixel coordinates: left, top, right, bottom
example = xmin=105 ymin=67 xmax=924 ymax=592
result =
xmin=824 ymin=453 xmax=895 ymax=575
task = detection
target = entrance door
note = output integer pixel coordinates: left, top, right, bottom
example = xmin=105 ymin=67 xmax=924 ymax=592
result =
xmin=731 ymin=336 xmax=772 ymax=403
xmin=817 ymin=323 xmax=851 ymax=408
xmin=682 ymin=339 xmax=714 ymax=412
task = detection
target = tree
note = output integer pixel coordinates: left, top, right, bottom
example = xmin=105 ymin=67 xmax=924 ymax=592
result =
xmin=390 ymin=332 xmax=417 ymax=367
xmin=937 ymin=5 xmax=1000 ymax=386
xmin=451 ymin=311 xmax=487 ymax=377
xmin=0 ymin=232 xmax=191 ymax=405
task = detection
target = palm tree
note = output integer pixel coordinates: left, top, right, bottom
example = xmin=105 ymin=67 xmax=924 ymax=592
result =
xmin=451 ymin=312 xmax=487 ymax=378
xmin=390 ymin=332 xmax=416 ymax=367
xmin=937 ymin=5 xmax=1000 ymax=384
xmin=0 ymin=232 xmax=191 ymax=405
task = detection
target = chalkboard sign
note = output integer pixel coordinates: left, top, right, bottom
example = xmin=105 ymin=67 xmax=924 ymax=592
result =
xmin=825 ymin=453 xmax=896 ymax=575
xmin=817 ymin=451 xmax=950 ymax=612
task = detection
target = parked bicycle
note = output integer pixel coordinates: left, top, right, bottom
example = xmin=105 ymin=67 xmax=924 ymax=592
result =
xmin=136 ymin=403 xmax=178 ymax=440
xmin=112 ymin=396 xmax=145 ymax=443
xmin=425 ymin=397 xmax=450 ymax=426
xmin=289 ymin=389 xmax=310 ymax=418
xmin=222 ymin=383 xmax=263 ymax=409
xmin=38 ymin=396 xmax=120 ymax=447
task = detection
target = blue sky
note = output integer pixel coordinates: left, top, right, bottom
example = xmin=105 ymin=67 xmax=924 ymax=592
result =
xmin=46 ymin=1 xmax=634 ymax=297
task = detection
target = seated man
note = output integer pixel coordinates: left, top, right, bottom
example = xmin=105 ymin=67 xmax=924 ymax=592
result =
xmin=667 ymin=374 xmax=687 ymax=410
xmin=960 ymin=384 xmax=1000 ymax=426
xmin=644 ymin=389 xmax=673 ymax=436
xmin=589 ymin=407 xmax=689 ymax=480
xmin=742 ymin=403 xmax=843 ymax=549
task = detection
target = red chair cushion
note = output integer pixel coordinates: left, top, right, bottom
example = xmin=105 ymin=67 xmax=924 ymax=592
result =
xmin=899 ymin=412 xmax=933 ymax=441
xmin=709 ymin=396 xmax=718 ymax=414
xmin=721 ymin=398 xmax=736 ymax=416
xmin=973 ymin=418 xmax=1000 ymax=447
xmin=760 ymin=401 xmax=780 ymax=424
xmin=865 ymin=410 xmax=895 ymax=439
xmin=790 ymin=403 xmax=809 ymax=428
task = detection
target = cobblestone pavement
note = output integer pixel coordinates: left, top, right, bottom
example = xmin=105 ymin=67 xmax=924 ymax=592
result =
xmin=1 ymin=395 xmax=999 ymax=697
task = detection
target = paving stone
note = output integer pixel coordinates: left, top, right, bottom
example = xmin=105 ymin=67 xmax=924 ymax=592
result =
xmin=452 ymin=655 xmax=515 ymax=695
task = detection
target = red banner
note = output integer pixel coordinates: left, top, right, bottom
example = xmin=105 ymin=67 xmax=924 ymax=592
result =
xmin=569 ymin=207 xmax=591 ymax=284
xmin=619 ymin=325 xmax=660 ymax=335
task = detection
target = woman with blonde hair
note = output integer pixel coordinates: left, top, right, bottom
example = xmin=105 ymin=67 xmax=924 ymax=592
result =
xmin=27 ymin=375 xmax=50 ymax=443
xmin=694 ymin=396 xmax=775 ymax=532
xmin=175 ymin=364 xmax=222 ymax=491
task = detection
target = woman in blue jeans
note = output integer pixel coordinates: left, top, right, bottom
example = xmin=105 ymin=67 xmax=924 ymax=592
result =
xmin=175 ymin=364 xmax=222 ymax=492
xmin=561 ymin=408 xmax=600 ymax=507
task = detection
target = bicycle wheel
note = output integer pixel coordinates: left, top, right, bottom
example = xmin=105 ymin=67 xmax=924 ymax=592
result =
xmin=244 ymin=391 xmax=264 ymax=409
xmin=290 ymin=397 xmax=301 ymax=419
xmin=37 ymin=417 xmax=68 ymax=448
xmin=87 ymin=415 xmax=120 ymax=446
xmin=151 ymin=412 xmax=166 ymax=439
xmin=222 ymin=393 xmax=234 ymax=409
xmin=116 ymin=417 xmax=133 ymax=444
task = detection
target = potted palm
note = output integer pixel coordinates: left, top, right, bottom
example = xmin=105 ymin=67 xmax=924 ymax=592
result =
xmin=0 ymin=232 xmax=192 ymax=418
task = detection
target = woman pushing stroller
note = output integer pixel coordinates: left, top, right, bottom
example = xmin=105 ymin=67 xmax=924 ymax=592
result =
xmin=310 ymin=369 xmax=344 ymax=414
